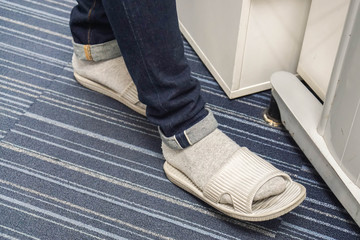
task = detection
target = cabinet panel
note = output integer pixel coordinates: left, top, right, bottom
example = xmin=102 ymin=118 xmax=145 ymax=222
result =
xmin=324 ymin=11 xmax=360 ymax=186
xmin=297 ymin=0 xmax=350 ymax=100
xmin=177 ymin=0 xmax=310 ymax=98
xmin=176 ymin=0 xmax=244 ymax=89
xmin=241 ymin=0 xmax=310 ymax=90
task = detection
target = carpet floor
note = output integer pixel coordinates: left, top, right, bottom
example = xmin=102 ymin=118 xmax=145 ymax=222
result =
xmin=0 ymin=0 xmax=359 ymax=239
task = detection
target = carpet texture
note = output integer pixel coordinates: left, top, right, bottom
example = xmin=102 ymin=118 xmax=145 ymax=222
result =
xmin=0 ymin=0 xmax=359 ymax=239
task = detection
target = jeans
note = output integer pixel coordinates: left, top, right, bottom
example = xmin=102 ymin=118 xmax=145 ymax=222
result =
xmin=70 ymin=0 xmax=218 ymax=149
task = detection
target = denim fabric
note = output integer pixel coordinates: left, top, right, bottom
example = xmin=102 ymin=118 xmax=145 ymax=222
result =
xmin=70 ymin=0 xmax=115 ymax=45
xmin=160 ymin=110 xmax=218 ymax=149
xmin=72 ymin=40 xmax=121 ymax=61
xmin=69 ymin=0 xmax=210 ymax=138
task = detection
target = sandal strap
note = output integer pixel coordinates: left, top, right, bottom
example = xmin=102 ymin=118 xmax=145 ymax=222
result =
xmin=203 ymin=147 xmax=290 ymax=213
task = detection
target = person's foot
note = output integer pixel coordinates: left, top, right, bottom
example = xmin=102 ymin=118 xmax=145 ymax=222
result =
xmin=162 ymin=128 xmax=287 ymax=204
xmin=72 ymin=54 xmax=146 ymax=116
xmin=162 ymin=126 xmax=306 ymax=221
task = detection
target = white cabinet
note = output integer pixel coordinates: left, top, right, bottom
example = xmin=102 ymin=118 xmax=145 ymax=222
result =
xmin=176 ymin=0 xmax=311 ymax=98
xmin=271 ymin=0 xmax=360 ymax=226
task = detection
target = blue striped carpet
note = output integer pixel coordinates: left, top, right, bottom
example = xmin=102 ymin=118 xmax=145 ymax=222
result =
xmin=1 ymin=0 xmax=359 ymax=239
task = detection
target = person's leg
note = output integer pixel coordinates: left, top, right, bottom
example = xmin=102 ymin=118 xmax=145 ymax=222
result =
xmin=101 ymin=0 xmax=208 ymax=138
xmin=69 ymin=0 xmax=305 ymax=220
xmin=69 ymin=0 xmax=146 ymax=115
xmin=70 ymin=0 xmax=118 ymax=59
xmin=100 ymin=0 xmax=299 ymax=210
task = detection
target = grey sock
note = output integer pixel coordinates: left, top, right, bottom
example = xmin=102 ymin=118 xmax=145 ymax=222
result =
xmin=72 ymin=54 xmax=146 ymax=115
xmin=72 ymin=54 xmax=133 ymax=93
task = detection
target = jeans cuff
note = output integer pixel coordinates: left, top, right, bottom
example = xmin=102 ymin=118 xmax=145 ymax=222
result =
xmin=159 ymin=110 xmax=218 ymax=150
xmin=72 ymin=40 xmax=122 ymax=61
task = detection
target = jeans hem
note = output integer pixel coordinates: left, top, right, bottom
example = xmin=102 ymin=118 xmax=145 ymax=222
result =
xmin=72 ymin=39 xmax=122 ymax=61
xmin=159 ymin=109 xmax=218 ymax=149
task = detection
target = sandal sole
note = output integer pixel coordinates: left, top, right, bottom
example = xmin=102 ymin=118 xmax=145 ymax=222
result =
xmin=74 ymin=72 xmax=146 ymax=116
xmin=163 ymin=161 xmax=306 ymax=221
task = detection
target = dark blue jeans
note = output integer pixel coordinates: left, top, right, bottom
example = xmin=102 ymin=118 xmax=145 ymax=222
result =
xmin=70 ymin=0 xmax=210 ymax=140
